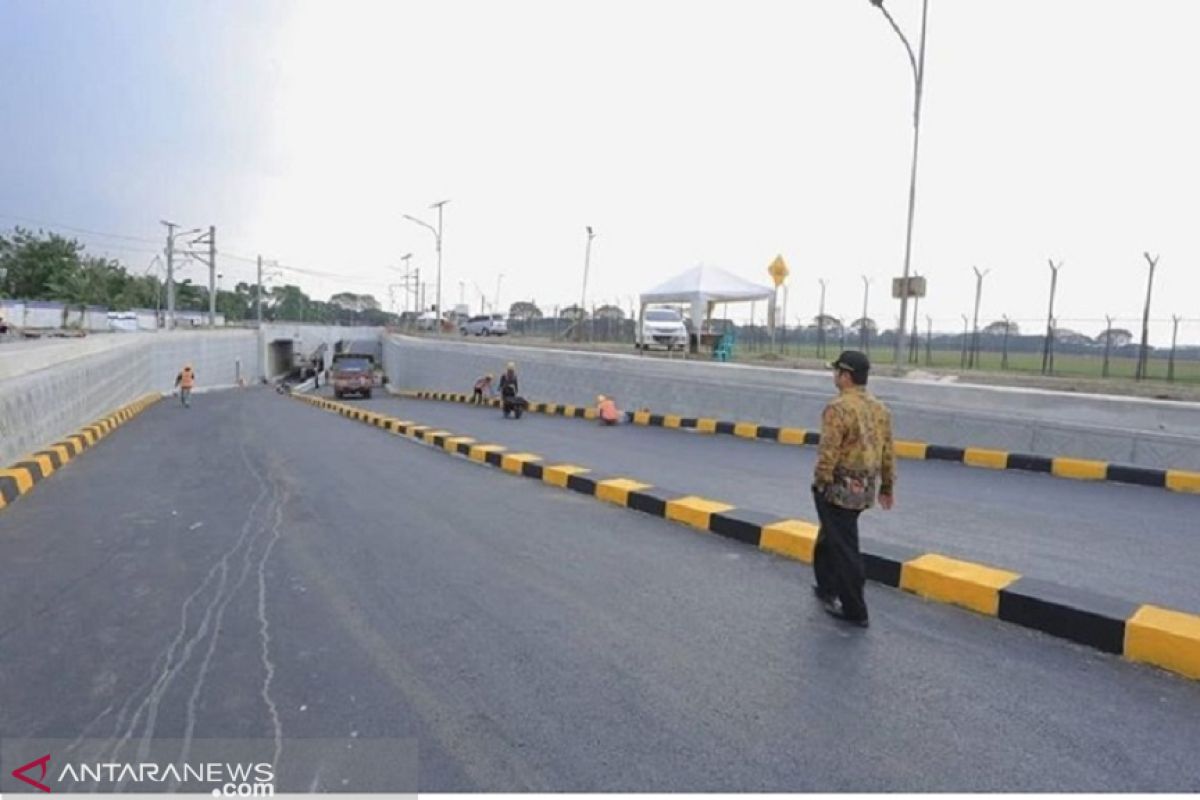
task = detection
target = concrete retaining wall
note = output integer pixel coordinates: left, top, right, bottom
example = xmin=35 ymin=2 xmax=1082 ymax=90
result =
xmin=382 ymin=335 xmax=1200 ymax=470
xmin=0 ymin=324 xmax=381 ymax=466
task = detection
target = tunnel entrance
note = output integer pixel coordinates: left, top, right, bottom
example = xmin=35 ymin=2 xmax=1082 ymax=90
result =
xmin=267 ymin=339 xmax=295 ymax=378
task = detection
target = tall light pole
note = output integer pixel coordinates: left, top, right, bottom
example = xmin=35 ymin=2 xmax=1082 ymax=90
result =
xmin=578 ymin=226 xmax=597 ymax=342
xmin=869 ymin=0 xmax=930 ymax=370
xmin=860 ymin=275 xmax=872 ymax=352
xmin=1136 ymin=252 xmax=1160 ymax=381
xmin=495 ymin=273 xmax=505 ymax=318
xmin=404 ymin=200 xmax=449 ymax=333
xmin=968 ymin=266 xmax=990 ymax=368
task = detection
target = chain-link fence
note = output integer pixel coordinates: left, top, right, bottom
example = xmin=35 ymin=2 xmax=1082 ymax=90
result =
xmin=473 ymin=314 xmax=1200 ymax=384
xmin=731 ymin=316 xmax=1200 ymax=383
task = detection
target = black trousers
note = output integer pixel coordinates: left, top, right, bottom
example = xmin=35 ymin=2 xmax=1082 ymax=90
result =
xmin=812 ymin=488 xmax=868 ymax=621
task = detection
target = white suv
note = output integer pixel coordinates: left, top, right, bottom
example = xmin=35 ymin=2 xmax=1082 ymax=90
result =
xmin=636 ymin=307 xmax=689 ymax=350
xmin=461 ymin=314 xmax=509 ymax=336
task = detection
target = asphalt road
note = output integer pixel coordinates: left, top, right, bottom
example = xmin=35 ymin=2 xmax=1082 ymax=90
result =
xmin=2 ymin=388 xmax=1199 ymax=791
xmin=357 ymin=393 xmax=1200 ymax=614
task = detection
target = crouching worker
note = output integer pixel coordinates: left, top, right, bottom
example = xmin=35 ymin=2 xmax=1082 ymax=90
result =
xmin=499 ymin=362 xmax=526 ymax=419
xmin=472 ymin=373 xmax=494 ymax=404
xmin=596 ymin=394 xmax=620 ymax=426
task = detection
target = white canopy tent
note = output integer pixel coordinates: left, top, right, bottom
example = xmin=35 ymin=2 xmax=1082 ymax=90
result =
xmin=639 ymin=264 xmax=777 ymax=350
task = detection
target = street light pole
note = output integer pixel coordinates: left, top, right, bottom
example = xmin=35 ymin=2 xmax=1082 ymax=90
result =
xmin=908 ymin=270 xmax=922 ymax=363
xmin=578 ymin=226 xmax=596 ymax=342
xmin=404 ymin=201 xmax=449 ymax=334
xmin=432 ymin=200 xmax=447 ymax=333
xmin=870 ymin=0 xmax=930 ymax=371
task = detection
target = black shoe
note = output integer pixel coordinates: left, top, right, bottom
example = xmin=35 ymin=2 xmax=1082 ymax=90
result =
xmin=812 ymin=584 xmax=835 ymax=602
xmin=823 ymin=602 xmax=869 ymax=628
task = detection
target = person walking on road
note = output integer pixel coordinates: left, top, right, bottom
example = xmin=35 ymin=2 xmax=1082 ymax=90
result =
xmin=174 ymin=364 xmax=196 ymax=408
xmin=811 ymin=350 xmax=895 ymax=628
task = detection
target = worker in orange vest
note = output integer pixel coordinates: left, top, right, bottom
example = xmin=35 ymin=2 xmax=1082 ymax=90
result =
xmin=596 ymin=394 xmax=620 ymax=426
xmin=174 ymin=364 xmax=196 ymax=408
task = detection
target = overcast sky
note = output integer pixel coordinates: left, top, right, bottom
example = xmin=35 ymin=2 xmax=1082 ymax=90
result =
xmin=2 ymin=0 xmax=1197 ymax=341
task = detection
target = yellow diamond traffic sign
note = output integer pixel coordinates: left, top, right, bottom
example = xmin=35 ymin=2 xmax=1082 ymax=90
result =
xmin=768 ymin=255 xmax=789 ymax=287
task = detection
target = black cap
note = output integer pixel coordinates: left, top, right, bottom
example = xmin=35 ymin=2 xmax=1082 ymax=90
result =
xmin=830 ymin=350 xmax=870 ymax=376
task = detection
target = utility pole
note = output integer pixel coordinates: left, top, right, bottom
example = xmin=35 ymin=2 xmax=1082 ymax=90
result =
xmin=1136 ymin=252 xmax=1160 ymax=381
xmin=495 ymin=273 xmax=505 ymax=319
xmin=206 ymin=226 xmax=217 ymax=326
xmin=255 ymin=256 xmax=266 ymax=323
xmin=160 ymin=221 xmax=178 ymax=329
xmin=401 ymin=253 xmax=413 ymax=312
xmin=969 ymin=266 xmax=990 ymax=368
xmin=183 ymin=226 xmax=218 ymax=326
xmin=577 ymin=226 xmax=596 ymax=342
xmin=1042 ymin=259 xmax=1063 ymax=375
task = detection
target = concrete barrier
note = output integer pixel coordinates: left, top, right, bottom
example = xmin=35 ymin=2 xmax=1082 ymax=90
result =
xmin=382 ymin=335 xmax=1200 ymax=470
xmin=0 ymin=325 xmax=381 ymax=467
xmin=292 ymin=389 xmax=1200 ymax=681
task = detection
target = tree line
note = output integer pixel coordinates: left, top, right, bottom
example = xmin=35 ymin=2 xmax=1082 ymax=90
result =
xmin=0 ymin=227 xmax=396 ymax=326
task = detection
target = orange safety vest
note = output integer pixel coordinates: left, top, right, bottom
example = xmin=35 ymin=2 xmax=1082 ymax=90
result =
xmin=598 ymin=398 xmax=619 ymax=422
xmin=180 ymin=368 xmax=195 ymax=389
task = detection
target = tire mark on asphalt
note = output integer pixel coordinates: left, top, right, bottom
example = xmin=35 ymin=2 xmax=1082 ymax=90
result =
xmin=102 ymin=433 xmax=272 ymax=775
xmin=255 ymin=459 xmax=288 ymax=771
xmin=177 ymin=437 xmax=277 ymax=769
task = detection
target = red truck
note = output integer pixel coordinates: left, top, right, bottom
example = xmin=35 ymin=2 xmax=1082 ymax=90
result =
xmin=332 ymin=354 xmax=375 ymax=399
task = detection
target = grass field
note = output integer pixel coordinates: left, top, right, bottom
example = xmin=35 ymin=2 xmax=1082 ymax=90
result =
xmin=394 ymin=327 xmax=1200 ymax=398
xmin=740 ymin=342 xmax=1200 ymax=385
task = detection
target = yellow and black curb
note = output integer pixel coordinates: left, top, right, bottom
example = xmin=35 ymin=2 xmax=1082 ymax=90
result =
xmin=295 ymin=390 xmax=1200 ymax=682
xmin=397 ymin=388 xmax=1200 ymax=495
xmin=0 ymin=393 xmax=162 ymax=511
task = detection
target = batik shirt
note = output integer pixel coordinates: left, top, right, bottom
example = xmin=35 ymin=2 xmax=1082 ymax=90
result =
xmin=813 ymin=386 xmax=896 ymax=510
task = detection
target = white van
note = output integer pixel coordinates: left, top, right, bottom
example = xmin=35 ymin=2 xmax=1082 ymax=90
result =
xmin=460 ymin=314 xmax=508 ymax=336
xmin=636 ymin=307 xmax=689 ymax=351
